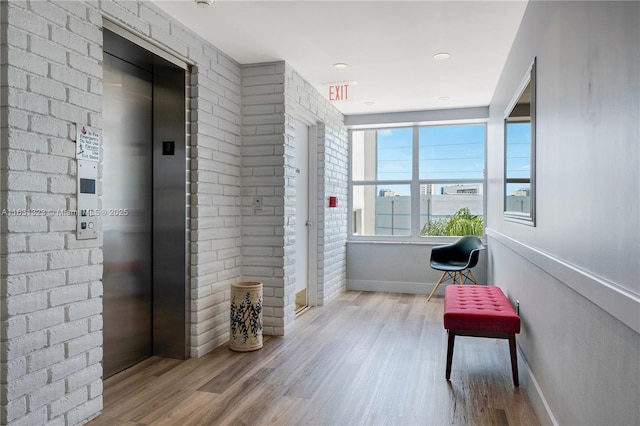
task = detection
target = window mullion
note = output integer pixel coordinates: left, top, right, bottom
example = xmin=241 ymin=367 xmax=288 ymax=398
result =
xmin=348 ymin=129 xmax=353 ymax=236
xmin=411 ymin=126 xmax=420 ymax=239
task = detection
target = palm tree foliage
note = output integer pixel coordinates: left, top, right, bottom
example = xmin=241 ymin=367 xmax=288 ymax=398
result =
xmin=421 ymin=207 xmax=483 ymax=236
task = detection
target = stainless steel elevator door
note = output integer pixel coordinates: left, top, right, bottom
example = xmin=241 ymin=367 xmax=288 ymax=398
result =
xmin=102 ymin=53 xmax=153 ymax=377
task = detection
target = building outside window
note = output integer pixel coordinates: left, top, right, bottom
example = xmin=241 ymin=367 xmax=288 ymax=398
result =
xmin=350 ymin=123 xmax=485 ymax=239
xmin=505 ymin=121 xmax=532 ymax=214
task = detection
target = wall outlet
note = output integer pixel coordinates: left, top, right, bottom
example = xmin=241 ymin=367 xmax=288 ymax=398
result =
xmin=253 ymin=196 xmax=263 ymax=210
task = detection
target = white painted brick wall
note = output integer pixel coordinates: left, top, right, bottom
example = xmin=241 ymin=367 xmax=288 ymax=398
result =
xmin=132 ymin=15 xmax=240 ymax=359
xmin=240 ymin=62 xmax=347 ymax=335
xmin=0 ymin=1 xmax=102 ymax=424
xmin=188 ymin=54 xmax=243 ymax=356
xmin=240 ymin=63 xmax=288 ymax=335
xmin=284 ymin=66 xmax=348 ymax=310
xmin=0 ymin=0 xmax=244 ymax=423
xmin=315 ymin=123 xmax=349 ymax=305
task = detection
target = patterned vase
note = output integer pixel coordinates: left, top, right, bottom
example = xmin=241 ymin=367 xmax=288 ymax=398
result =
xmin=229 ymin=281 xmax=263 ymax=352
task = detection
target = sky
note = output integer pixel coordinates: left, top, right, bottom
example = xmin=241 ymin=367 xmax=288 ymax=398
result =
xmin=372 ymin=124 xmax=486 ymax=196
xmin=505 ymin=122 xmax=532 ymax=178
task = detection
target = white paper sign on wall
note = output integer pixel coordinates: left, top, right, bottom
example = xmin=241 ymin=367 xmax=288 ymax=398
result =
xmin=76 ymin=125 xmax=101 ymax=162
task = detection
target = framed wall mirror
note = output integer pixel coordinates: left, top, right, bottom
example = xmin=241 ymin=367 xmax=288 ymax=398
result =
xmin=504 ymin=58 xmax=536 ymax=225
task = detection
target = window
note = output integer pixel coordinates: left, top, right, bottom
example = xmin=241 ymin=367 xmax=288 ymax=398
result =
xmin=351 ymin=128 xmax=412 ymax=236
xmin=350 ymin=123 xmax=485 ymax=238
xmin=504 ymin=58 xmax=536 ymax=225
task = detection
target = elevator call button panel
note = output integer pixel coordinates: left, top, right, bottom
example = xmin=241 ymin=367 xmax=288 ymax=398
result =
xmin=77 ymin=160 xmax=98 ymax=240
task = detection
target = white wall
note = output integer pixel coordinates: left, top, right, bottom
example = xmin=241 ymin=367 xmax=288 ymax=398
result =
xmin=346 ymin=111 xmax=490 ymax=295
xmin=347 ymin=242 xmax=488 ymax=295
xmin=487 ymin=2 xmax=639 ymax=425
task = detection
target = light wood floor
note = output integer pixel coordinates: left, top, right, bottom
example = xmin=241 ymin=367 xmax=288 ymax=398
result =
xmin=89 ymin=291 xmax=540 ymax=425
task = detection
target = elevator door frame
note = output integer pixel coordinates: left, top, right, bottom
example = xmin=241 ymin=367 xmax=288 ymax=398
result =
xmin=103 ymin=23 xmax=190 ymax=377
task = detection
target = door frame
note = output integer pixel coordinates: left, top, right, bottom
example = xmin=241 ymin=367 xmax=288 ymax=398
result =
xmin=294 ymin=113 xmax=319 ymax=308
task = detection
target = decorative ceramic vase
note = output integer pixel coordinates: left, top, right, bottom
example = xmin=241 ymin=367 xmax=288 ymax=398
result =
xmin=229 ymin=281 xmax=263 ymax=352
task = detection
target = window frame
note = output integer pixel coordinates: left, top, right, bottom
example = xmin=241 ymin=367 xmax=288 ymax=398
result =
xmin=348 ymin=122 xmax=487 ymax=242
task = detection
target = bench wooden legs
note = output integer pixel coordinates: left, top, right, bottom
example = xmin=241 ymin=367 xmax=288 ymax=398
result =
xmin=445 ymin=330 xmax=519 ymax=387
xmin=445 ymin=330 xmax=455 ymax=380
xmin=508 ymin=334 xmax=519 ymax=387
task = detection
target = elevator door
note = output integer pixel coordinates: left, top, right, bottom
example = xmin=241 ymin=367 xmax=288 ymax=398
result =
xmin=103 ymin=53 xmax=153 ymax=377
xmin=103 ymin=28 xmax=187 ymax=378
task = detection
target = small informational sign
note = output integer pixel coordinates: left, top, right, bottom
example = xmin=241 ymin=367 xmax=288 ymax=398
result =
xmin=76 ymin=125 xmax=101 ymax=162
xmin=329 ymin=84 xmax=349 ymax=101
xmin=76 ymin=160 xmax=98 ymax=240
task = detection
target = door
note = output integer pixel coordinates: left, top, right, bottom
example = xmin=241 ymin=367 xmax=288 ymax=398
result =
xmin=294 ymin=121 xmax=310 ymax=313
xmin=102 ymin=52 xmax=153 ymax=377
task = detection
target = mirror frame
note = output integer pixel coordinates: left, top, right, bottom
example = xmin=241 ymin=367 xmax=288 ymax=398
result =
xmin=504 ymin=57 xmax=536 ymax=226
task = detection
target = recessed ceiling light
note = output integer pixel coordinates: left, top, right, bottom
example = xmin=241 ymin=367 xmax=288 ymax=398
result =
xmin=439 ymin=96 xmax=451 ymax=101
xmin=364 ymin=101 xmax=375 ymax=106
xmin=433 ymin=53 xmax=451 ymax=60
xmin=195 ymin=0 xmax=213 ymax=7
xmin=333 ymin=63 xmax=348 ymax=69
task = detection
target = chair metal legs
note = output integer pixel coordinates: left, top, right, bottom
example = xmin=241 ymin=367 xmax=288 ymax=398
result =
xmin=466 ymin=269 xmax=479 ymax=285
xmin=427 ymin=269 xmax=479 ymax=301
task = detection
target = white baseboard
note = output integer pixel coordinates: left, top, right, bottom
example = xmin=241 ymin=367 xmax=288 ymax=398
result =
xmin=346 ymin=279 xmax=438 ymax=295
xmin=517 ymin=346 xmax=558 ymax=426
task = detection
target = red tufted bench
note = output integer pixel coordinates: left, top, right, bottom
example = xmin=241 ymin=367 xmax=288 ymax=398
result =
xmin=444 ymin=285 xmax=521 ymax=386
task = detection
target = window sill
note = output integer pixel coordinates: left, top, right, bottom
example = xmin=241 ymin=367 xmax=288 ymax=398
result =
xmin=347 ymin=236 xmax=486 ymax=246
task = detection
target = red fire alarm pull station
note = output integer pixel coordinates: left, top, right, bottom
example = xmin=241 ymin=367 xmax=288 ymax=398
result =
xmin=329 ymin=196 xmax=338 ymax=207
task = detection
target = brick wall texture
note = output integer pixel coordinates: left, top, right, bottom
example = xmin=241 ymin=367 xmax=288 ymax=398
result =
xmin=0 ymin=1 xmax=347 ymax=424
xmin=241 ymin=63 xmax=348 ymax=336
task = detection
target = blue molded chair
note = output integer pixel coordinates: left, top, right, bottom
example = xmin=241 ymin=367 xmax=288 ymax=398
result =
xmin=427 ymin=236 xmax=486 ymax=301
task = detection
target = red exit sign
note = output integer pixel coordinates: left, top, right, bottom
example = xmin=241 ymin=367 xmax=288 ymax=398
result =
xmin=329 ymin=84 xmax=349 ymax=101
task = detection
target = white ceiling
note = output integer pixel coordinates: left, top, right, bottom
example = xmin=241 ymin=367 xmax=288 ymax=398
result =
xmin=151 ymin=0 xmax=529 ymax=116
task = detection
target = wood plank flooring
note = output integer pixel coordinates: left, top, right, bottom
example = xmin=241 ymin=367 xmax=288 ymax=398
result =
xmin=89 ymin=291 xmax=540 ymax=425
